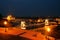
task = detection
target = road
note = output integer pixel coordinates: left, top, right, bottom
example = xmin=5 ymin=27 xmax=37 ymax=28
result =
xmin=0 ymin=27 xmax=55 ymax=40
xmin=0 ymin=22 xmax=57 ymax=40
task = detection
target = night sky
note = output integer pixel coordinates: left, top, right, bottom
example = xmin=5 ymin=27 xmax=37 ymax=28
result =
xmin=0 ymin=0 xmax=60 ymax=17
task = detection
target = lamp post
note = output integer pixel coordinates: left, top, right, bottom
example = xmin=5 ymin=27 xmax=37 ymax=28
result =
xmin=44 ymin=26 xmax=51 ymax=40
xmin=4 ymin=21 xmax=8 ymax=32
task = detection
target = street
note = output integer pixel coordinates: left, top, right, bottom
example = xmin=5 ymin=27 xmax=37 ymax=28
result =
xmin=0 ymin=21 xmax=57 ymax=40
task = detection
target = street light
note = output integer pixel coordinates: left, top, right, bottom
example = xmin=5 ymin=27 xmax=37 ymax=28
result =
xmin=44 ymin=26 xmax=51 ymax=35
xmin=45 ymin=27 xmax=51 ymax=32
xmin=7 ymin=15 xmax=12 ymax=21
xmin=3 ymin=21 xmax=8 ymax=32
xmin=44 ymin=26 xmax=51 ymax=40
xmin=4 ymin=21 xmax=8 ymax=25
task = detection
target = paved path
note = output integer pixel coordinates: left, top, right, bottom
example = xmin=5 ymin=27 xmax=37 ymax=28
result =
xmin=0 ymin=27 xmax=55 ymax=40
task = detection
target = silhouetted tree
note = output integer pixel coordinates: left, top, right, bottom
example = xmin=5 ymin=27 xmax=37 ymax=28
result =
xmin=0 ymin=13 xmax=3 ymax=19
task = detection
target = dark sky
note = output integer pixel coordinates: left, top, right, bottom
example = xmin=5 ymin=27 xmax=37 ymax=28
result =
xmin=0 ymin=0 xmax=60 ymax=17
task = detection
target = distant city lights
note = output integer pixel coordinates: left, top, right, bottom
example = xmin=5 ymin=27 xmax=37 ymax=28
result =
xmin=20 ymin=21 xmax=26 ymax=29
xmin=7 ymin=15 xmax=12 ymax=21
xmin=45 ymin=19 xmax=49 ymax=26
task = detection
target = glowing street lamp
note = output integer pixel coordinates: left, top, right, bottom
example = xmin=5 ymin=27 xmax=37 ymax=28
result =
xmin=3 ymin=21 xmax=8 ymax=32
xmin=45 ymin=27 xmax=51 ymax=32
xmin=37 ymin=19 xmax=40 ymax=22
xmin=44 ymin=26 xmax=51 ymax=40
xmin=44 ymin=26 xmax=51 ymax=33
xmin=4 ymin=21 xmax=8 ymax=25
xmin=7 ymin=15 xmax=12 ymax=21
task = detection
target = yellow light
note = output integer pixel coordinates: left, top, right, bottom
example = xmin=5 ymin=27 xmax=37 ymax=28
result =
xmin=46 ymin=27 xmax=51 ymax=32
xmin=21 ymin=21 xmax=26 ymax=29
xmin=4 ymin=21 xmax=7 ymax=25
xmin=37 ymin=19 xmax=40 ymax=22
xmin=7 ymin=15 xmax=12 ymax=21
xmin=45 ymin=19 xmax=49 ymax=25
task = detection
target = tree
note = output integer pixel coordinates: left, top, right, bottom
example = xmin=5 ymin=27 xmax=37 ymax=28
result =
xmin=0 ymin=13 xmax=3 ymax=19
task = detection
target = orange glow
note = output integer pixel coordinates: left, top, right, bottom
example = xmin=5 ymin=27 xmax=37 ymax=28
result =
xmin=47 ymin=27 xmax=50 ymax=32
xmin=7 ymin=15 xmax=12 ymax=21
xmin=4 ymin=21 xmax=8 ymax=25
xmin=5 ymin=28 xmax=8 ymax=32
xmin=45 ymin=27 xmax=51 ymax=32
xmin=37 ymin=19 xmax=40 ymax=22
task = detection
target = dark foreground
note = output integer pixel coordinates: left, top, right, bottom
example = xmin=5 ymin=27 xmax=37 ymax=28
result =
xmin=0 ymin=33 xmax=31 ymax=40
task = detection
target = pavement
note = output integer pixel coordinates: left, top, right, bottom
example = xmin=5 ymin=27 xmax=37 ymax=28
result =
xmin=0 ymin=27 xmax=55 ymax=40
xmin=0 ymin=33 xmax=31 ymax=40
